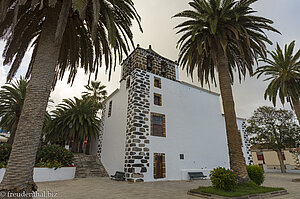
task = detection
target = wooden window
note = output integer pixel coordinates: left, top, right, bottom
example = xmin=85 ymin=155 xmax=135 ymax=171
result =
xmin=154 ymin=93 xmax=162 ymax=106
xmin=154 ymin=77 xmax=161 ymax=88
xmin=154 ymin=153 xmax=166 ymax=179
xmin=151 ymin=113 xmax=166 ymax=137
xmin=256 ymin=152 xmax=264 ymax=161
xmin=180 ymin=154 xmax=184 ymax=160
xmin=147 ymin=55 xmax=153 ymax=70
xmin=108 ymin=101 xmax=112 ymax=117
xmin=126 ymin=77 xmax=130 ymax=89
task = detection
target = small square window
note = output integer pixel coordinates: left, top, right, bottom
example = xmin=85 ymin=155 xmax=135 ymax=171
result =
xmin=154 ymin=93 xmax=162 ymax=106
xmin=180 ymin=154 xmax=184 ymax=160
xmin=154 ymin=77 xmax=161 ymax=88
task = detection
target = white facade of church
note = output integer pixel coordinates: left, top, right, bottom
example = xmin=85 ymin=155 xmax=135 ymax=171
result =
xmin=91 ymin=46 xmax=252 ymax=182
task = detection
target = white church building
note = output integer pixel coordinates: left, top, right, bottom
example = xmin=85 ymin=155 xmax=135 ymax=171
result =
xmin=91 ymin=45 xmax=252 ymax=182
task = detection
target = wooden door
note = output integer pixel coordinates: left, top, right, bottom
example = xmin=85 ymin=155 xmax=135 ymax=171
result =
xmin=154 ymin=155 xmax=163 ymax=178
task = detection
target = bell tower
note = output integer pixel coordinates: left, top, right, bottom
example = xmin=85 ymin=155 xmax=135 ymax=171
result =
xmin=121 ymin=45 xmax=178 ymax=182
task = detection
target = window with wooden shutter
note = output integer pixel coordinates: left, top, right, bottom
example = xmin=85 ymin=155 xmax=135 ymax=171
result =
xmin=154 ymin=93 xmax=162 ymax=106
xmin=151 ymin=113 xmax=166 ymax=137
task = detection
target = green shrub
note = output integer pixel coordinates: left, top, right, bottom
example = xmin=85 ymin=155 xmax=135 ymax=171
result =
xmin=0 ymin=143 xmax=12 ymax=167
xmin=35 ymin=145 xmax=74 ymax=169
xmin=246 ymin=165 xmax=264 ymax=185
xmin=210 ymin=167 xmax=237 ymax=191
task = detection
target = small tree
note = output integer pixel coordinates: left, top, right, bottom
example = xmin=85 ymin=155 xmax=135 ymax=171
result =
xmin=246 ymin=106 xmax=300 ymax=173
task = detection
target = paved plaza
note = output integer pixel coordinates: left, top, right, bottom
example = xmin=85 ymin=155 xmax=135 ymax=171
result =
xmin=37 ymin=173 xmax=300 ymax=199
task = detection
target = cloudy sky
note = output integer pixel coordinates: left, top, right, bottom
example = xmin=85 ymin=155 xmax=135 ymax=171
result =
xmin=0 ymin=0 xmax=299 ymax=118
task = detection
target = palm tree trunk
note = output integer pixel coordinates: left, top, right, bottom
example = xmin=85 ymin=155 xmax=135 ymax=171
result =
xmin=276 ymin=149 xmax=286 ymax=173
xmin=0 ymin=6 xmax=64 ymax=194
xmin=291 ymin=97 xmax=300 ymax=124
xmin=85 ymin=138 xmax=90 ymax=155
xmin=216 ymin=46 xmax=250 ymax=183
xmin=7 ymin=115 xmax=19 ymax=145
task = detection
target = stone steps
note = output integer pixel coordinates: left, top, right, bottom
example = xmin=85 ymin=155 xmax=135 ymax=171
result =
xmin=73 ymin=153 xmax=108 ymax=178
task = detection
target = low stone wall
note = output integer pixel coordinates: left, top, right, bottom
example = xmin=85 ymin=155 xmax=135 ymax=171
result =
xmin=187 ymin=189 xmax=288 ymax=199
xmin=263 ymin=164 xmax=300 ymax=174
xmin=0 ymin=167 xmax=76 ymax=182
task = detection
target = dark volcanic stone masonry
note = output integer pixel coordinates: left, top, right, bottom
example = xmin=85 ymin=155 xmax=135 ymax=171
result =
xmin=124 ymin=68 xmax=151 ymax=182
xmin=97 ymin=105 xmax=106 ymax=158
xmin=121 ymin=46 xmax=177 ymax=82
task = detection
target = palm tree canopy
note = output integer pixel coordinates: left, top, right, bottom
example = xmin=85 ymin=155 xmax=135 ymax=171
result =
xmin=82 ymin=81 xmax=107 ymax=104
xmin=255 ymin=41 xmax=300 ymax=105
xmin=0 ymin=0 xmax=142 ymax=85
xmin=0 ymin=78 xmax=28 ymax=132
xmin=173 ymin=0 xmax=279 ymax=86
xmin=46 ymin=97 xmax=100 ymax=143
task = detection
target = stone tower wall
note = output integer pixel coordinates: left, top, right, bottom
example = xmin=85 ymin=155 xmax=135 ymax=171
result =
xmin=124 ymin=68 xmax=151 ymax=182
xmin=121 ymin=48 xmax=177 ymax=81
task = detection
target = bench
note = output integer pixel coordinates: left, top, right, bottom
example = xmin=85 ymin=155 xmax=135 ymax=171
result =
xmin=110 ymin=171 xmax=125 ymax=181
xmin=188 ymin=172 xmax=207 ymax=180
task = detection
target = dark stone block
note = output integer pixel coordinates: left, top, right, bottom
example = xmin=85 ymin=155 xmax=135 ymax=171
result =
xmin=133 ymin=132 xmax=143 ymax=135
xmin=133 ymin=155 xmax=143 ymax=159
xmin=132 ymin=164 xmax=144 ymax=167
xmin=139 ymin=136 xmax=147 ymax=139
xmin=133 ymin=147 xmax=142 ymax=152
xmin=136 ymin=179 xmax=144 ymax=182
xmin=134 ymin=116 xmax=143 ymax=120
xmin=141 ymin=160 xmax=148 ymax=163
xmin=133 ymin=123 xmax=142 ymax=127
xmin=141 ymin=167 xmax=147 ymax=172
xmin=130 ymin=143 xmax=136 ymax=147
xmin=130 ymin=152 xmax=136 ymax=155
xmin=144 ymin=140 xmax=150 ymax=144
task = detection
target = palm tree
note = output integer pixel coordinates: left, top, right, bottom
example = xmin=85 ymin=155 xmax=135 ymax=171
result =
xmin=82 ymin=81 xmax=107 ymax=154
xmin=46 ymin=97 xmax=100 ymax=153
xmin=82 ymin=81 xmax=107 ymax=108
xmin=174 ymin=0 xmax=279 ymax=183
xmin=255 ymin=41 xmax=300 ymax=124
xmin=0 ymin=0 xmax=141 ymax=193
xmin=0 ymin=78 xmax=28 ymax=145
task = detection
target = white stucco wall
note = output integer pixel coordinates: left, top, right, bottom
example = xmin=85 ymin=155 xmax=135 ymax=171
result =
xmin=100 ymin=80 xmax=128 ymax=175
xmin=144 ymin=73 xmax=230 ymax=181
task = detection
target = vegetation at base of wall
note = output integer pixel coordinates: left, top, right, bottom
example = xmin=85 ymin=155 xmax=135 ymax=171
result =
xmin=0 ymin=143 xmax=12 ymax=168
xmin=0 ymin=144 xmax=73 ymax=169
xmin=210 ymin=167 xmax=237 ymax=191
xmin=192 ymin=182 xmax=284 ymax=197
xmin=35 ymin=145 xmax=74 ymax=169
xmin=246 ymin=165 xmax=265 ymax=185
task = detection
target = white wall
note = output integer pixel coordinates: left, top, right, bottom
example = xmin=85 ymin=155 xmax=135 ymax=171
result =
xmin=100 ymin=80 xmax=128 ymax=175
xmin=144 ymin=73 xmax=230 ymax=181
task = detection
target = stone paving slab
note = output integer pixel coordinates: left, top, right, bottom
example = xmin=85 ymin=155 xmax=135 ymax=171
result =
xmin=36 ymin=173 xmax=300 ymax=199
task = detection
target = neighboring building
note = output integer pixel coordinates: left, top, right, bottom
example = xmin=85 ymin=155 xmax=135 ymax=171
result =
xmin=91 ymin=45 xmax=251 ymax=182
xmin=251 ymin=145 xmax=300 ymax=172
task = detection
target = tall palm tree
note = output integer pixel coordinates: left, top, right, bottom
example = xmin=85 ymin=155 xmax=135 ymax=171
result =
xmin=82 ymin=81 xmax=107 ymax=154
xmin=174 ymin=0 xmax=279 ymax=183
xmin=255 ymin=41 xmax=300 ymax=124
xmin=0 ymin=0 xmax=141 ymax=193
xmin=46 ymin=97 xmax=100 ymax=153
xmin=82 ymin=81 xmax=107 ymax=107
xmin=0 ymin=78 xmax=28 ymax=145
